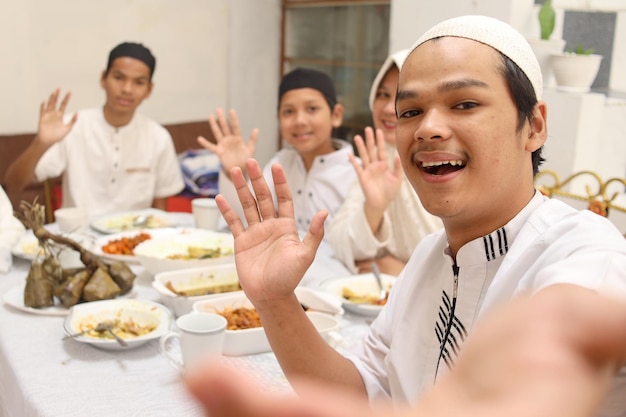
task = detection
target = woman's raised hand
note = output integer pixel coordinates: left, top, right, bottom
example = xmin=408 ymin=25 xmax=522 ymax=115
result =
xmin=350 ymin=127 xmax=404 ymax=234
xmin=215 ymin=159 xmax=327 ymax=305
xmin=350 ymin=127 xmax=403 ymax=210
xmin=198 ymin=108 xmax=258 ymax=180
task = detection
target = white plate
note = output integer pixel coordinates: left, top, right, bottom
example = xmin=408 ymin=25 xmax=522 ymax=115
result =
xmin=90 ymin=228 xmax=181 ymax=265
xmin=3 ymin=285 xmax=69 ymax=316
xmin=3 ymin=284 xmax=139 ymax=317
xmin=90 ymin=209 xmax=177 ymax=234
xmin=12 ymin=230 xmax=42 ymax=260
xmin=294 ymin=287 xmax=344 ymax=316
xmin=63 ymin=299 xmax=171 ymax=350
xmin=134 ymin=228 xmax=234 ymax=275
xmin=319 ymin=274 xmax=395 ymax=317
xmin=12 ymin=232 xmax=95 ymax=268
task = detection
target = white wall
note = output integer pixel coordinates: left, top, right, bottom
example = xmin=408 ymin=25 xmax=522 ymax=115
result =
xmin=0 ymin=0 xmax=281 ymax=166
xmin=389 ymin=0 xmax=536 ymax=52
xmin=228 ymin=0 xmax=282 ymax=166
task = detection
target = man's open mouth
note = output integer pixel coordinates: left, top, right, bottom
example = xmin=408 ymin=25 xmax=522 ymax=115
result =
xmin=421 ymin=160 xmax=465 ymax=176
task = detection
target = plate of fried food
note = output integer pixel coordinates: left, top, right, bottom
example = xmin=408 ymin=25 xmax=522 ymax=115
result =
xmin=320 ymin=273 xmax=395 ymax=317
xmin=63 ymin=299 xmax=172 ymax=350
xmin=90 ymin=209 xmax=177 ymax=234
xmin=92 ymin=230 xmax=156 ymax=264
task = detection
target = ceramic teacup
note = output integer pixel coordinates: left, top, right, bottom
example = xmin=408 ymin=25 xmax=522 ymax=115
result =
xmin=192 ymin=198 xmax=220 ymax=230
xmin=54 ymin=207 xmax=89 ymax=234
xmin=159 ymin=312 xmax=226 ymax=370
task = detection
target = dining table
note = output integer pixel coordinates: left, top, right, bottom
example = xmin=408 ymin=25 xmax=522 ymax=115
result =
xmin=0 ymin=216 xmax=372 ymax=417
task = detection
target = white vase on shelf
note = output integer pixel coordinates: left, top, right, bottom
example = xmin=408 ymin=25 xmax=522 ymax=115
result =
xmin=550 ymin=53 xmax=603 ymax=93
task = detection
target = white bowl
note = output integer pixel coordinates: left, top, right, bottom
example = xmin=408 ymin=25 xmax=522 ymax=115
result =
xmin=152 ymin=264 xmax=240 ymax=317
xmin=320 ymin=273 xmax=395 ymax=317
xmin=192 ymin=292 xmax=340 ymax=356
xmin=133 ymin=228 xmax=234 ymax=275
xmin=63 ymin=299 xmax=171 ymax=350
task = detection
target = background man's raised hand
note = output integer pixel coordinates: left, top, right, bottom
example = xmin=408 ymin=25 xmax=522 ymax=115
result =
xmin=37 ymin=89 xmax=78 ymax=146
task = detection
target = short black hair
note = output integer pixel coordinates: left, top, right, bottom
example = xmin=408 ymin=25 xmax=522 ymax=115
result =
xmin=498 ymin=53 xmax=545 ymax=175
xmin=278 ymin=68 xmax=337 ymax=110
xmin=106 ymin=42 xmax=156 ymax=80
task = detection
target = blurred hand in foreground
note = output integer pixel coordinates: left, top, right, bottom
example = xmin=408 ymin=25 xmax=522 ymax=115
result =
xmin=186 ymin=284 xmax=626 ymax=417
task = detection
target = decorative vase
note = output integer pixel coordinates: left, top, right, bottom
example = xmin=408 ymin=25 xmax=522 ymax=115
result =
xmin=528 ymin=38 xmax=566 ymax=88
xmin=550 ymin=53 xmax=603 ymax=93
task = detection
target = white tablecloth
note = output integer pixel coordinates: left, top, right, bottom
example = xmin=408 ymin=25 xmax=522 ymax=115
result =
xmin=0 ymin=222 xmax=369 ymax=417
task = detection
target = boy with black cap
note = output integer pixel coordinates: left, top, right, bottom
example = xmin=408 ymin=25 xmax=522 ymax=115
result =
xmin=4 ymin=42 xmax=184 ymax=217
xmin=198 ymin=67 xmax=357 ymax=233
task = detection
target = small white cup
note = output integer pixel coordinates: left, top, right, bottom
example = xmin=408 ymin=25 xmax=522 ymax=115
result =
xmin=192 ymin=198 xmax=220 ymax=230
xmin=159 ymin=312 xmax=226 ymax=370
xmin=54 ymin=207 xmax=89 ymax=234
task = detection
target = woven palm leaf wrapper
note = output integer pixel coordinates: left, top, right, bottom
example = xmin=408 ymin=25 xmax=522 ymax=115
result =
xmin=15 ymin=200 xmax=136 ymax=309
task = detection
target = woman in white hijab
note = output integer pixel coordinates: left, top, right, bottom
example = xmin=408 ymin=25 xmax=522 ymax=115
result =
xmin=327 ymin=50 xmax=442 ymax=276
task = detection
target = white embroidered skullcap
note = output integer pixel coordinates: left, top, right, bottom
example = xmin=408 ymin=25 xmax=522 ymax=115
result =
xmin=409 ymin=15 xmax=543 ymax=100
xmin=368 ymin=49 xmax=410 ymax=111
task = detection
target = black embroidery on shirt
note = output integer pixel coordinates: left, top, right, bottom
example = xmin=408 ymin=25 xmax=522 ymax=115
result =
xmin=482 ymin=227 xmax=508 ymax=261
xmin=434 ymin=289 xmax=468 ymax=371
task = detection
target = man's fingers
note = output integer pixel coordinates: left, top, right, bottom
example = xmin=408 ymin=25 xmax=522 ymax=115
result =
xmin=270 ymin=164 xmax=296 ymax=221
xmin=537 ymin=285 xmax=626 ymax=361
xmin=302 ymin=210 xmax=327 ymax=255
xmin=247 ymin=160 xmax=277 ymax=222
xmin=214 ymin=194 xmax=245 ymax=238
xmin=185 ymin=360 xmax=293 ymax=417
xmin=230 ymin=164 xmax=263 ymax=229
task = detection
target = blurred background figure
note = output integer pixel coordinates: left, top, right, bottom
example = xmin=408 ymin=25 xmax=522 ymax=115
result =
xmin=199 ymin=67 xmax=358 ymax=234
xmin=3 ymin=42 xmax=184 ymax=217
xmin=0 ymin=186 xmax=25 ymax=273
xmin=328 ymin=50 xmax=442 ymax=276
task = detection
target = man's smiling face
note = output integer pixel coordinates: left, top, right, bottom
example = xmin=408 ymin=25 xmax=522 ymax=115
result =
xmin=395 ymin=37 xmax=543 ymax=243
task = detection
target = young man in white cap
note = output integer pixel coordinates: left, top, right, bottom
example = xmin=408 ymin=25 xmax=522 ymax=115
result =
xmin=200 ymin=15 xmax=626 ymax=416
xmin=4 ymin=42 xmax=184 ymax=217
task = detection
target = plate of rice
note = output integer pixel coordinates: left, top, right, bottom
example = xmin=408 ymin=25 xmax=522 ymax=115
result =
xmin=133 ymin=228 xmax=234 ymax=275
